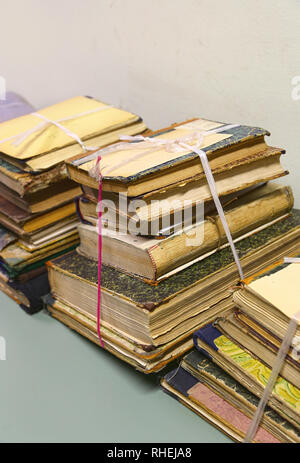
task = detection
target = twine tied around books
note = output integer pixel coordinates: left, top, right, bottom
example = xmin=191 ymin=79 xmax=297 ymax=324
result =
xmin=90 ymin=124 xmax=244 ymax=347
xmin=244 ymin=305 xmax=300 ymax=443
xmin=0 ymin=105 xmax=113 ymax=153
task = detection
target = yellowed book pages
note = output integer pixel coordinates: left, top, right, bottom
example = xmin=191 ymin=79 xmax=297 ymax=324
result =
xmin=0 ymin=96 xmax=140 ymax=160
xmin=80 ymin=128 xmax=231 ymax=178
xmin=249 ymin=264 xmax=300 ymax=319
xmin=27 ymin=120 xmax=146 ymax=171
xmin=78 ymin=184 xmax=294 ymax=281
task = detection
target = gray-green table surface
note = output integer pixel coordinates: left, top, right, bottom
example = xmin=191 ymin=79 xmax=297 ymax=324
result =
xmin=0 ymin=291 xmax=230 ymax=443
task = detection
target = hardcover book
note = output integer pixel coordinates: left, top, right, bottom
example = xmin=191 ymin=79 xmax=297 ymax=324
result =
xmin=45 ymin=295 xmax=234 ymax=374
xmin=47 ymin=210 xmax=300 ymax=353
xmin=161 ymin=350 xmax=300 ymax=443
xmin=0 ymin=269 xmax=50 ymax=314
xmin=233 ymin=258 xmax=300 ymax=342
xmin=77 ymin=183 xmax=293 ymax=281
xmin=193 ymin=323 xmax=300 ymax=429
xmin=0 ymin=96 xmax=146 ymax=172
xmin=214 ymin=311 xmax=300 ymax=387
xmin=67 ymin=118 xmax=285 ymax=197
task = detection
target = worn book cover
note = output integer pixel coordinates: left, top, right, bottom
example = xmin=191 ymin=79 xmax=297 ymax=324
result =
xmin=0 ymin=224 xmax=16 ymax=251
xmin=0 ymin=159 xmax=69 ymax=196
xmin=0 ymin=235 xmax=80 ymax=271
xmin=0 ymin=196 xmax=77 ymax=236
xmin=47 ymin=211 xmax=300 ymax=349
xmin=1 ymin=241 xmax=79 ymax=279
xmin=67 ymin=118 xmax=284 ymax=196
xmin=161 ymin=350 xmax=300 ymax=442
xmin=214 ymin=312 xmax=300 ymax=387
xmin=0 ymin=96 xmax=146 ymax=171
xmin=77 ymin=183 xmax=294 ymax=281
xmin=0 ymin=270 xmax=49 ymax=314
xmin=234 ymin=310 xmax=300 ymax=370
xmin=48 ymin=210 xmax=300 ymax=309
xmin=0 ymin=179 xmax=82 ymax=214
xmin=233 ymin=258 xmax=300 ymax=342
xmin=193 ymin=323 xmax=300 ymax=429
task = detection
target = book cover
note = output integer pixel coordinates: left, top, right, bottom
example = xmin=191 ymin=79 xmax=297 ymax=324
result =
xmin=162 ymin=350 xmax=300 ymax=442
xmin=0 ymin=96 xmax=143 ymax=163
xmin=0 ymin=224 xmax=16 ymax=251
xmin=48 ymin=210 xmax=300 ymax=308
xmin=70 ymin=119 xmax=271 ymax=186
xmin=193 ymin=323 xmax=300 ymax=427
xmin=77 ymin=183 xmax=294 ymax=281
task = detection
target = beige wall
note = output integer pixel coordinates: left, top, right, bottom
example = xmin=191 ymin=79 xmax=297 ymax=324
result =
xmin=1 ymin=0 xmax=300 ymax=204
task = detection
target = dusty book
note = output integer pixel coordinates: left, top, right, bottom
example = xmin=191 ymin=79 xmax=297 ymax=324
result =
xmin=67 ymin=117 xmax=285 ymax=197
xmin=213 ymin=311 xmax=300 ymax=388
xmin=77 ymin=183 xmax=294 ymax=281
xmin=161 ymin=350 xmax=300 ymax=443
xmin=233 ymin=258 xmax=300 ymax=344
xmin=193 ymin=323 xmax=300 ymax=429
xmin=47 ymin=210 xmax=300 ymax=349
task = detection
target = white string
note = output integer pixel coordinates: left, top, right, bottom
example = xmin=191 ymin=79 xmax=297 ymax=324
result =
xmin=0 ymin=105 xmax=112 ymax=152
xmin=89 ymin=124 xmax=244 ymax=280
xmin=179 ymin=141 xmax=244 ymax=280
xmin=244 ymin=309 xmax=300 ymax=443
xmin=244 ymin=257 xmax=300 ymax=442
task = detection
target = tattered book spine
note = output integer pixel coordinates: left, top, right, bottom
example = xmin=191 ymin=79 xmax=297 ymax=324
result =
xmin=76 ymin=185 xmax=294 ymax=281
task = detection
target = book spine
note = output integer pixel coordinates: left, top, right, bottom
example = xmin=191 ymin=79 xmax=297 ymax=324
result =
xmin=148 ymin=186 xmax=294 ymax=279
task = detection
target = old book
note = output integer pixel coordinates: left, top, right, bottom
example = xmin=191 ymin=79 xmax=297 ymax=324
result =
xmin=0 ymin=180 xmax=82 ymax=214
xmin=214 ymin=312 xmax=300 ymax=388
xmin=234 ymin=310 xmax=300 ymax=370
xmin=0 ymin=240 xmax=79 ymax=280
xmin=0 ymin=160 xmax=70 ymax=196
xmin=0 ymin=235 xmax=79 ymax=276
xmin=193 ymin=323 xmax=300 ymax=429
xmin=233 ymin=259 xmax=300 ymax=343
xmin=78 ymin=140 xmax=287 ymax=230
xmin=78 ymin=183 xmax=264 ymax=235
xmin=0 ymin=97 xmax=146 ymax=196
xmin=47 ymin=210 xmax=300 ymax=349
xmin=77 ymin=183 xmax=294 ymax=281
xmin=0 ymin=197 xmax=77 ymax=236
xmin=45 ymin=294 xmax=234 ymax=374
xmin=0 ymin=96 xmax=146 ymax=171
xmin=0 ymin=121 xmax=147 ymax=196
xmin=0 ymin=224 xmax=16 ymax=251
xmin=0 ymin=271 xmax=50 ymax=314
xmin=67 ymin=118 xmax=284 ymax=196
xmin=161 ymin=350 xmax=300 ymax=443
xmin=18 ymin=218 xmax=79 ymax=251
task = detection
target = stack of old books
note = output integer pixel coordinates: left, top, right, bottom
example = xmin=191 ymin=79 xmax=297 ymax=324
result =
xmin=0 ymin=96 xmax=146 ymax=313
xmin=162 ymin=257 xmax=300 ymax=442
xmin=45 ymin=117 xmax=300 ymax=374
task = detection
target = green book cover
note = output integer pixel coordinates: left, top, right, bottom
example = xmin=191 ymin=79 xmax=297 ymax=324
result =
xmin=48 ymin=209 xmax=300 ymax=308
xmin=71 ymin=121 xmax=272 ymax=184
xmin=181 ymin=349 xmax=300 ymax=441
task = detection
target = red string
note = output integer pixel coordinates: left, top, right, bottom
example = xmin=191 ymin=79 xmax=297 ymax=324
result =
xmin=96 ymin=155 xmax=104 ymax=348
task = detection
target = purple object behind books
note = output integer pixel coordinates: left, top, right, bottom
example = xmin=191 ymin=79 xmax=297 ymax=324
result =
xmin=0 ymin=91 xmax=34 ymax=122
